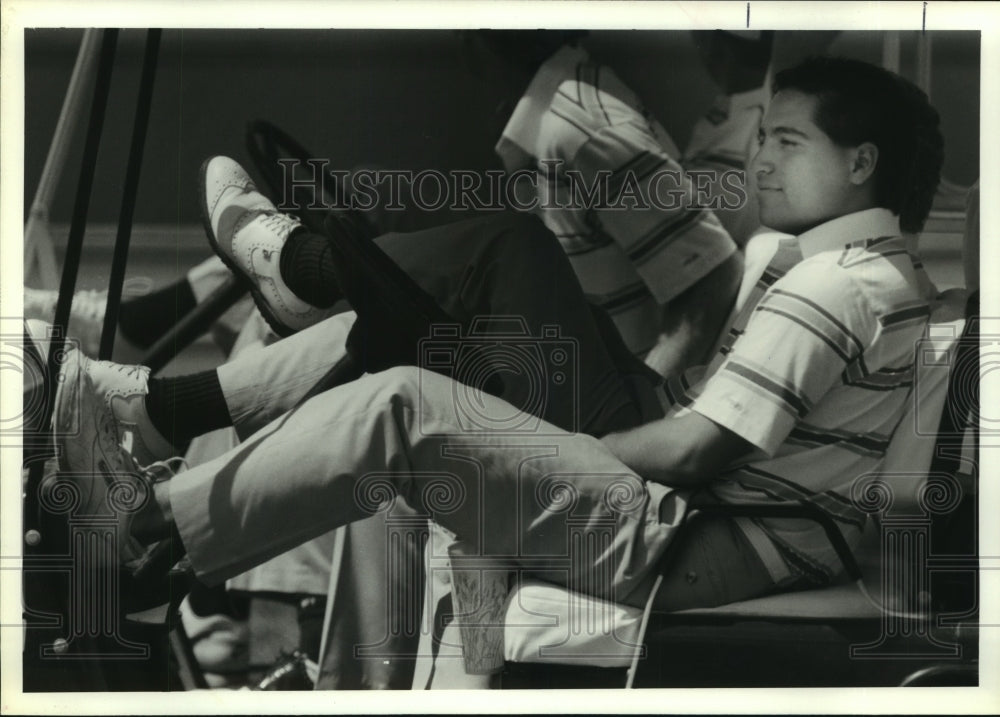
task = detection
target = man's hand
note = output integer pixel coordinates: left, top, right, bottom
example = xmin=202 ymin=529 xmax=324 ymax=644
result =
xmin=600 ymin=411 xmax=754 ymax=488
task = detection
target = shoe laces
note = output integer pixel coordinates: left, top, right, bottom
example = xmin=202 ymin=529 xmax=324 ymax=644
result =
xmin=112 ymin=456 xmax=187 ymax=520
xmin=260 ymin=212 xmax=302 ymax=237
xmin=95 ymin=360 xmax=149 ymax=384
xmin=105 ymin=420 xmax=186 ymax=487
xmin=140 ymin=455 xmax=189 ymax=484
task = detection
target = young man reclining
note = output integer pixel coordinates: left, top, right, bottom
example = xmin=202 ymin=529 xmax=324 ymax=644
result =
xmin=38 ymin=56 xmax=943 ymax=618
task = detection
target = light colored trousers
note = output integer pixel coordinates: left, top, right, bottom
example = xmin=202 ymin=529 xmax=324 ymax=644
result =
xmin=195 ymin=310 xmax=349 ymax=595
xmin=172 ymin=363 xmax=685 ymax=611
xmin=217 ymin=309 xmax=357 ymax=441
xmin=216 ymin=310 xmax=430 ymax=687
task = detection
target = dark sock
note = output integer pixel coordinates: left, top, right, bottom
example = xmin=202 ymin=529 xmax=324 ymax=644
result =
xmin=144 ymin=370 xmax=231 ymax=446
xmin=278 ymin=229 xmax=342 ymax=308
xmin=117 ymin=279 xmax=198 ymax=348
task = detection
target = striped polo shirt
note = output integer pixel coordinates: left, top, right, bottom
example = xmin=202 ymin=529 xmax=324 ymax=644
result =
xmin=495 ymin=46 xmax=737 ymax=357
xmin=663 ymin=208 xmax=936 ymax=584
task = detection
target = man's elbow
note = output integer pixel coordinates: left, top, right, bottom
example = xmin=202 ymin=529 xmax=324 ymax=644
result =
xmin=659 ymin=416 xmax=752 ymax=488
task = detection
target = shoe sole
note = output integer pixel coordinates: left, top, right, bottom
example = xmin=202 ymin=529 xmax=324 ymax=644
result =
xmin=197 ymin=158 xmax=296 ymax=339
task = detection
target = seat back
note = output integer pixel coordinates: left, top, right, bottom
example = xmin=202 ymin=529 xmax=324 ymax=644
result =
xmin=872 ymin=289 xmax=970 ymax=503
xmin=852 ymin=290 xmax=975 ymax=612
xmin=926 ymin=291 xmax=979 ymax=614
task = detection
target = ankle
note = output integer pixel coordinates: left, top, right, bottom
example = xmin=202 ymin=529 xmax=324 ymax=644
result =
xmin=278 ymin=229 xmax=341 ymax=309
xmin=144 ymin=371 xmax=232 ymax=446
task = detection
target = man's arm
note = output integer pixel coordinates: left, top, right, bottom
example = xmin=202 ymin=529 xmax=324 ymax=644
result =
xmin=612 ymin=258 xmax=883 ymax=488
xmin=600 ymin=411 xmax=754 ymax=488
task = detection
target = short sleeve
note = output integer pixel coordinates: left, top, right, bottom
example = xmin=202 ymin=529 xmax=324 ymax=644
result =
xmin=562 ymin=123 xmax=737 ymax=303
xmin=688 ymin=259 xmax=878 ymax=455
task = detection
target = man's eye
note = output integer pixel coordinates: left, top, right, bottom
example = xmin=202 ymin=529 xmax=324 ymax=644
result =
xmin=779 ymin=138 xmax=798 ymax=148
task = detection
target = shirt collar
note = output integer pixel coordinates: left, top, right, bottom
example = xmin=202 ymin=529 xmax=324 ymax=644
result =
xmin=797 ymin=208 xmax=901 ymax=258
xmin=495 ymin=45 xmax=589 ymax=166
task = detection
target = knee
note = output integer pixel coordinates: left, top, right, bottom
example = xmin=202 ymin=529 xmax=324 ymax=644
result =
xmin=373 ymin=365 xmax=458 ymax=421
xmin=376 ymin=365 xmax=424 ymax=400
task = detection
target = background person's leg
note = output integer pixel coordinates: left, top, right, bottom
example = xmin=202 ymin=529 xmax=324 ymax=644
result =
xmin=25 ymin=279 xmax=199 ymax=358
xmin=351 ymin=212 xmax=652 ymax=436
xmin=149 ymin=212 xmax=658 ymax=453
xmin=251 ymin=210 xmax=653 ymax=435
xmin=24 ymin=255 xmax=250 ymax=357
xmin=183 ymin=255 xmax=258 ymax=354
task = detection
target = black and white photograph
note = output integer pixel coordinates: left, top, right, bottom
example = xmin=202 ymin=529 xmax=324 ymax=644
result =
xmin=2 ymin=1 xmax=997 ymax=713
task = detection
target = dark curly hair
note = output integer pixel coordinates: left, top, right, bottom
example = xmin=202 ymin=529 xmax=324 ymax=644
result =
xmin=773 ymin=57 xmax=944 ymax=233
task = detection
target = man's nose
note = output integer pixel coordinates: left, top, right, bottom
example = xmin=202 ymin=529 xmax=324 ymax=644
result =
xmin=749 ymin=146 xmax=773 ymax=179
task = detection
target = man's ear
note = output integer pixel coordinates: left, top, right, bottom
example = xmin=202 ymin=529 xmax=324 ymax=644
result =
xmin=848 ymin=142 xmax=879 ymax=186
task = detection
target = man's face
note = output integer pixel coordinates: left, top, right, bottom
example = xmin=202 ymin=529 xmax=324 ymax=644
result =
xmin=749 ymin=90 xmax=860 ymax=235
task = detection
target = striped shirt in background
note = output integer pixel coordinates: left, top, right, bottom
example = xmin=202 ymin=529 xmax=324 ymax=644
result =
xmin=664 ymin=209 xmax=937 ymax=585
xmin=495 ymin=46 xmax=740 ymax=358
